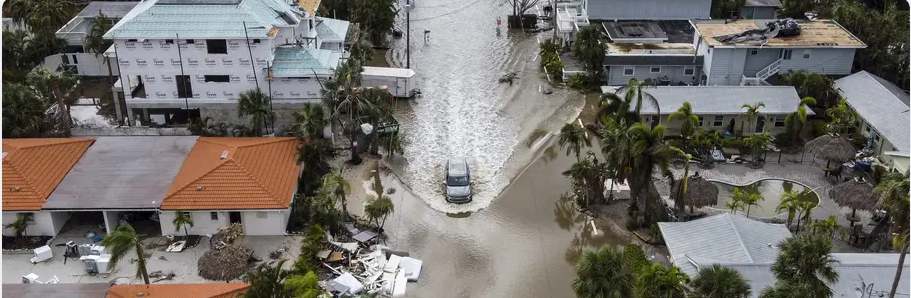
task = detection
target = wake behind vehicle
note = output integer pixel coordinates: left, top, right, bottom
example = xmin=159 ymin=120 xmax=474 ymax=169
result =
xmin=444 ymin=159 xmax=473 ymax=203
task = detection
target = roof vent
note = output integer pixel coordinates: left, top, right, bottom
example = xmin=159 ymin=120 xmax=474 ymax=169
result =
xmin=196 ymin=186 xmax=203 ymax=191
xmin=220 ymin=150 xmax=229 ymax=159
xmin=10 ymin=187 xmax=21 ymax=192
xmin=1 ymin=152 xmax=7 ymax=158
xmin=137 ymin=293 xmax=145 ymax=297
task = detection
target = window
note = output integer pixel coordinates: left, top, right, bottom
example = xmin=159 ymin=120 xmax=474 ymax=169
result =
xmin=210 ymin=212 xmax=218 ymax=221
xmin=72 ymin=55 xmax=78 ymax=64
xmin=750 ymin=49 xmax=758 ymax=55
xmin=165 ymin=39 xmax=174 ymax=44
xmin=774 ymin=116 xmax=786 ymax=127
xmin=696 ymin=116 xmax=704 ymax=126
xmin=650 ymin=66 xmax=661 ymax=73
xmin=175 ymin=75 xmax=192 ymax=98
xmin=780 ymin=49 xmax=793 ymax=60
xmin=802 ymin=49 xmax=811 ymax=59
xmin=252 ymin=39 xmax=261 ymax=44
xmin=623 ymin=66 xmax=635 ymax=76
xmin=127 ymin=39 xmax=138 ymax=42
xmin=186 ymin=39 xmax=195 ymax=44
xmin=683 ymin=66 xmax=695 ymax=76
xmin=256 ymin=212 xmax=267 ymax=219
xmin=874 ymin=135 xmax=881 ymax=142
xmin=206 ymin=39 xmax=228 ymax=54
xmin=204 ymin=75 xmax=230 ymax=83
xmin=865 ymin=125 xmax=871 ymax=133
xmin=713 ymin=116 xmax=724 ymax=127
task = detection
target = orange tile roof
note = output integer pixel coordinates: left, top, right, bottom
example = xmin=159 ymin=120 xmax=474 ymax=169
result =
xmin=2 ymin=138 xmax=95 ymax=211
xmin=106 ymin=283 xmax=250 ymax=298
xmin=160 ymin=137 xmax=301 ymax=210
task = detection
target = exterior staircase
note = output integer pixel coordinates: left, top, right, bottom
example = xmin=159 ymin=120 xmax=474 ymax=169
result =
xmin=740 ymin=58 xmax=782 ymax=86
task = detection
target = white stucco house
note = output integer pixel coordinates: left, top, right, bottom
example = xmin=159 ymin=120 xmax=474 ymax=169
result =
xmin=158 ymin=137 xmax=302 ymax=236
xmin=2 ymin=138 xmax=95 ymax=237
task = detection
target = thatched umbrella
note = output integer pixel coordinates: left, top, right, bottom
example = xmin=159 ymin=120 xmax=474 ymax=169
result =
xmin=828 ymin=178 xmax=879 ymax=226
xmin=805 ymin=134 xmax=856 ymax=167
xmin=671 ymin=172 xmax=720 ymax=216
xmin=198 ymin=245 xmax=251 ymax=282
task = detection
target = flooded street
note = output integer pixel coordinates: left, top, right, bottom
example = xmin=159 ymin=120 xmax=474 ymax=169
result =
xmin=386 ymin=0 xmax=584 ymax=213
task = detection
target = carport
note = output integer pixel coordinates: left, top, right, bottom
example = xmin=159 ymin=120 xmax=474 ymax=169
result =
xmin=42 ymin=136 xmax=197 ymax=236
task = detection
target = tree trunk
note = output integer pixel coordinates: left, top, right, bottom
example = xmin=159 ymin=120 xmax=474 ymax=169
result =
xmin=676 ymin=166 xmax=690 ymax=221
xmin=184 ymin=226 xmax=189 ymax=237
xmin=341 ymin=195 xmax=349 ymax=221
xmin=136 ymin=243 xmax=150 ymax=284
xmin=889 ymin=242 xmax=908 ymax=298
xmin=746 ymin=205 xmax=751 ymax=218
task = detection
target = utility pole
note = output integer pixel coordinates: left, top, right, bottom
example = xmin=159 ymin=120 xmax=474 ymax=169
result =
xmin=406 ymin=0 xmax=411 ymax=69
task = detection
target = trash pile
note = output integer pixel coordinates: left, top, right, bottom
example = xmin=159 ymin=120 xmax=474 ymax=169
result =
xmin=714 ymin=18 xmax=802 ymax=45
xmin=320 ymin=244 xmax=423 ymax=297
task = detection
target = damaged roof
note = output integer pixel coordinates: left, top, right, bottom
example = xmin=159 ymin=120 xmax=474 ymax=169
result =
xmin=104 ymin=0 xmax=300 ymax=39
xmin=694 ymin=19 xmax=866 ymax=48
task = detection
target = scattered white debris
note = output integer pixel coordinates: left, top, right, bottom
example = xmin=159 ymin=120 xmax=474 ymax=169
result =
xmin=399 ymin=257 xmax=423 ymax=281
xmin=334 ymin=273 xmax=365 ymax=294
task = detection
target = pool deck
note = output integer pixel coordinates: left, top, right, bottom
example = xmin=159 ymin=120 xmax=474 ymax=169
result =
xmin=660 ymin=156 xmax=873 ymax=253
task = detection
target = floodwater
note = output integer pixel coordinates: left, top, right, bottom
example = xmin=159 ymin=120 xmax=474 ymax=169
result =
xmin=386 ymin=0 xmax=584 ymax=213
xmin=712 ymin=179 xmax=820 ymax=218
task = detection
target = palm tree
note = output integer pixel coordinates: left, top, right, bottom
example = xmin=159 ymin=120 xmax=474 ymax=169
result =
xmin=635 ymin=263 xmax=690 ymax=298
xmin=600 ymin=118 xmax=632 ymax=201
xmin=668 ymin=101 xmax=700 ymax=139
xmin=807 ymin=215 xmax=847 ymax=239
xmin=244 ymin=259 xmax=292 ymax=298
xmin=559 ymin=123 xmax=591 ymax=161
xmin=572 ymin=26 xmax=606 ymax=85
xmin=628 ymin=122 xmax=678 ymax=224
xmin=824 ymin=98 xmax=855 ymax=135
xmin=237 ymin=89 xmax=274 ymax=136
xmin=571 ymin=245 xmax=635 ymax=298
xmin=28 ymin=68 xmax=78 ymax=133
xmin=873 ymin=171 xmax=910 ymax=298
xmin=4 ymin=213 xmax=34 ymax=239
xmin=364 ymin=195 xmax=394 ymax=230
xmin=101 ymin=224 xmax=150 ymax=284
xmin=794 ymin=199 xmax=817 ymax=233
xmin=6 ymin=0 xmax=74 ymax=33
xmin=563 ymin=152 xmax=608 ymax=208
xmin=770 ymin=234 xmax=839 ymax=298
xmin=84 ymin=12 xmax=113 ymax=57
xmin=776 ymin=190 xmax=801 ymax=227
xmin=733 ymin=187 xmax=763 ymax=217
xmin=352 ymin=0 xmax=397 ymax=46
xmin=2 ymin=83 xmax=46 ymax=138
xmin=323 ymin=171 xmax=352 ymax=220
xmin=691 ymin=264 xmax=752 ymax=298
xmin=784 ymin=97 xmax=817 ymax=144
xmin=284 ymin=271 xmax=325 ymax=297
xmin=741 ymin=102 xmax=766 ymax=135
xmin=726 ymin=199 xmax=744 ymax=214
xmin=291 ymin=104 xmax=327 ymax=139
xmin=296 ymin=138 xmax=335 ymax=195
xmin=172 ymin=211 xmax=194 ymax=237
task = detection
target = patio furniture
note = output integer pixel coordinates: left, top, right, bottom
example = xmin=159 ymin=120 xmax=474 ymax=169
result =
xmin=849 ymin=224 xmax=868 ymax=245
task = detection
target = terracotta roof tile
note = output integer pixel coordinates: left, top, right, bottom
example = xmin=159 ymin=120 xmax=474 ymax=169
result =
xmin=1 ymin=138 xmax=95 ymax=211
xmin=106 ymin=283 xmax=249 ymax=298
xmin=160 ymin=137 xmax=301 ymax=210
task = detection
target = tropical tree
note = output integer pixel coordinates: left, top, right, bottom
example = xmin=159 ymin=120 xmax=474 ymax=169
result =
xmin=563 ymin=152 xmax=608 ymax=208
xmin=4 ymin=213 xmax=34 ymax=239
xmin=559 ymin=123 xmax=592 ymax=161
xmin=794 ymin=199 xmax=817 ymax=233
xmin=101 ymin=224 xmax=151 ymax=284
xmin=784 ymin=97 xmax=817 ymax=144
xmin=5 ymin=0 xmax=75 ymax=34
xmin=807 ymin=215 xmax=847 ymax=239
xmin=352 ymin=0 xmax=397 ymax=46
xmin=726 ymin=199 xmax=744 ymax=214
xmin=573 ymin=26 xmax=606 ymax=85
xmin=599 ymin=117 xmax=632 ymax=201
xmin=347 ymin=33 xmax=374 ymax=67
xmin=742 ymin=133 xmax=771 ymax=164
xmin=571 ymin=245 xmax=635 ymax=298
xmin=323 ymin=171 xmax=352 ymax=220
xmin=628 ymin=122 xmax=677 ymax=224
xmin=296 ymin=138 xmax=335 ymax=195
xmin=291 ymin=104 xmax=327 ymax=139
xmin=635 ymin=263 xmax=690 ymax=298
xmin=243 ymin=259 xmax=292 ymax=298
xmin=741 ymin=102 xmax=765 ymax=134
xmin=172 ymin=211 xmax=194 ymax=237
xmin=377 ymin=131 xmax=405 ymax=158
xmin=364 ymin=195 xmax=395 ymax=230
xmin=776 ymin=190 xmax=801 ymax=227
xmin=285 ymin=270 xmax=326 ymax=298
xmin=711 ymin=0 xmax=746 ymax=18
xmin=691 ymin=264 xmax=752 ymax=298
xmin=2 ymin=83 xmax=46 ymax=138
xmin=668 ymin=101 xmax=700 ymax=139
xmin=824 ymin=98 xmax=855 ymax=135
xmin=769 ymin=234 xmax=839 ymax=298
xmin=237 ymin=89 xmax=275 ymax=136
xmin=28 ymin=68 xmax=78 ymax=134
xmin=84 ymin=12 xmax=113 ymax=57
xmin=873 ymin=171 xmax=910 ymax=298
xmin=733 ymin=187 xmax=763 ymax=217
xmin=306 ymin=187 xmax=343 ymax=232
xmin=779 ymin=71 xmax=838 ymax=108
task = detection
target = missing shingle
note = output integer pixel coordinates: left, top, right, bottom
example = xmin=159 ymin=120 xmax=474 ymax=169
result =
xmin=196 ymin=186 xmax=203 ymax=191
xmin=220 ymin=150 xmax=229 ymax=159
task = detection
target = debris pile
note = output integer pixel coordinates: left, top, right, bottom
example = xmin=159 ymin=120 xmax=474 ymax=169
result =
xmin=714 ymin=18 xmax=801 ymax=45
xmin=319 ymin=244 xmax=423 ymax=297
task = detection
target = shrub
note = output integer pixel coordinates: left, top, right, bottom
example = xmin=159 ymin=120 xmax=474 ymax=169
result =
xmin=568 ymin=73 xmax=586 ymax=90
xmin=623 ymin=244 xmax=650 ymax=273
xmin=848 ymin=131 xmax=867 ymax=149
xmin=545 ymin=59 xmax=564 ymax=81
xmin=809 ymin=119 xmax=828 ymax=137
xmin=721 ymin=137 xmax=743 ymax=149
xmin=774 ymin=132 xmax=794 ymax=148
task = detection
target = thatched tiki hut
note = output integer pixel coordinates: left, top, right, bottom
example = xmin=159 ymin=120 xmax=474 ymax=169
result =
xmin=198 ymin=245 xmax=252 ymax=282
xmin=828 ymin=178 xmax=879 ymax=226
xmin=671 ymin=172 xmax=719 ymax=220
xmin=805 ymin=134 xmax=856 ymax=168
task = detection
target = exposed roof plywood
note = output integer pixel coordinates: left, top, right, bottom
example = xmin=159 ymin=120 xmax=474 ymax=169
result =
xmin=695 ymin=19 xmax=866 ymax=48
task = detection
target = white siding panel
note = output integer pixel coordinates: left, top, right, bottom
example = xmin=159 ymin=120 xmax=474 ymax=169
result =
xmin=241 ymin=210 xmax=286 ymax=236
xmin=588 ymin=0 xmax=711 ymax=20
xmin=2 ymin=211 xmax=69 ymax=237
xmin=606 ymin=65 xmax=701 ymax=85
xmin=778 ymin=48 xmax=856 ymax=75
xmin=159 ymin=211 xmax=229 ymax=236
xmin=706 ymin=48 xmax=747 ymax=85
xmin=742 ymin=48 xmax=781 ymax=76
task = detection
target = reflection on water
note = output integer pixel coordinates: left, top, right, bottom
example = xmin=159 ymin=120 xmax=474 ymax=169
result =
xmin=554 ymin=195 xmax=625 ymax=264
xmin=713 ymin=179 xmax=819 ymax=217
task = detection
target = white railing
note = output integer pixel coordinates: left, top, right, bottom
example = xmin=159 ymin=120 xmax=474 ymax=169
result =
xmin=756 ymin=58 xmax=782 ymax=81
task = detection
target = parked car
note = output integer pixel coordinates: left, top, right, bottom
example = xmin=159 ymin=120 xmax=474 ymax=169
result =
xmin=444 ymin=159 xmax=473 ymax=203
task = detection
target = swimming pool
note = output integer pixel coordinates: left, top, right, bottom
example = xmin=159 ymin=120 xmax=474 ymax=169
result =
xmin=711 ymin=179 xmax=819 ymax=218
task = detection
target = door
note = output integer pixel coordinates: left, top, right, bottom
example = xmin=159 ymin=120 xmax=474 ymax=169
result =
xmin=755 ymin=116 xmax=766 ymax=133
xmin=744 ymin=7 xmax=755 ymax=19
xmin=396 ymin=77 xmax=406 ymax=97
xmin=229 ymin=212 xmax=242 ymax=225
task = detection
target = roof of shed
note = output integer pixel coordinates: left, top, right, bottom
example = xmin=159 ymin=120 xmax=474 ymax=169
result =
xmin=107 ymin=283 xmax=250 ymax=298
xmin=43 ymin=136 xmax=197 ymax=210
xmin=161 ymin=137 xmax=301 ymax=210
xmin=713 ymin=253 xmax=909 ymax=298
xmin=2 ymin=138 xmax=95 ymax=211
xmin=611 ymin=86 xmax=807 ymax=115
xmin=103 ymin=0 xmax=299 ymax=39
xmin=835 ymin=71 xmax=910 ymax=152
xmin=657 ymin=213 xmax=792 ymax=276
xmin=76 ymin=1 xmax=141 ymax=18
xmin=694 ymin=19 xmax=866 ymax=48
xmin=3 ymin=283 xmax=111 ymax=298
xmin=603 ymin=55 xmax=703 ymax=65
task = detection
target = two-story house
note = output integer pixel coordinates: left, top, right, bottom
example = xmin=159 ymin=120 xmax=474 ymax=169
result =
xmin=104 ymin=0 xmax=350 ymax=131
xmin=692 ymin=19 xmax=866 ymax=86
xmin=600 ymin=20 xmax=704 ymax=86
xmin=52 ymin=1 xmax=140 ymax=76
